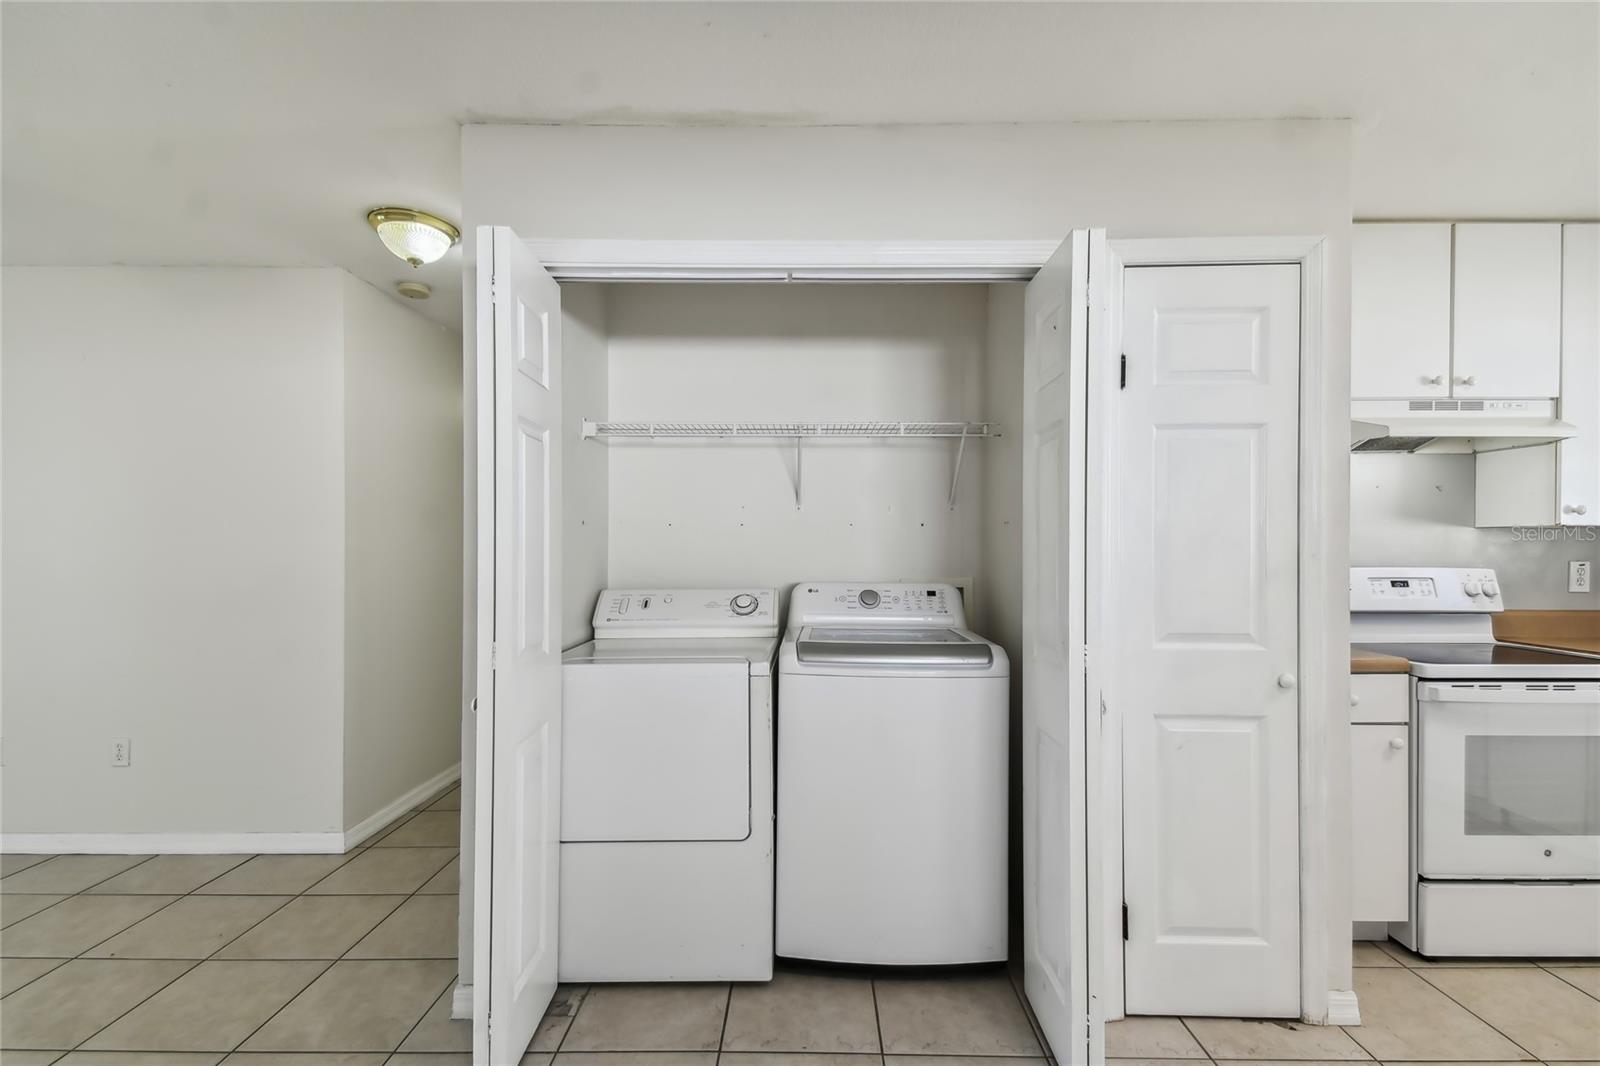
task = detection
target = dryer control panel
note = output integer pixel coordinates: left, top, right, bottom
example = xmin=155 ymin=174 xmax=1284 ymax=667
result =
xmin=592 ymin=588 xmax=778 ymax=638
xmin=787 ymin=582 xmax=968 ymax=628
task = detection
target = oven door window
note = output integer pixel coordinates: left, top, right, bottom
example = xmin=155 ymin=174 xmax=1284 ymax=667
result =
xmin=1463 ymin=735 xmax=1600 ymax=837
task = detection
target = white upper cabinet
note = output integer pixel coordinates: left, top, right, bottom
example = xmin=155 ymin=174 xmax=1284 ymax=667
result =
xmin=1453 ymin=223 xmax=1562 ymax=398
xmin=1558 ymin=224 xmax=1599 ymax=524
xmin=1352 ymin=224 xmax=1452 ymax=399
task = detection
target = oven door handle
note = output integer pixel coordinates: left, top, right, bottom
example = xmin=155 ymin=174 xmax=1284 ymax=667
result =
xmin=1417 ymin=682 xmax=1600 ymax=704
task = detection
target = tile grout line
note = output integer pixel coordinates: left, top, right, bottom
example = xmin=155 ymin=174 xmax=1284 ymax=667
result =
xmin=870 ymin=976 xmax=887 ymax=1059
xmin=715 ymin=980 xmax=735 ymax=1064
xmin=1539 ymin=966 xmax=1600 ymax=1005
xmin=384 ymin=974 xmax=462 ymax=1063
xmin=28 ymin=800 xmax=442 ymax=1058
xmin=1400 ymin=965 xmax=1544 ymax=1062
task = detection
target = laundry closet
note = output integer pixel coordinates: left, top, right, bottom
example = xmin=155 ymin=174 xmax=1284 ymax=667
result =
xmin=458 ymin=218 xmax=1342 ymax=1066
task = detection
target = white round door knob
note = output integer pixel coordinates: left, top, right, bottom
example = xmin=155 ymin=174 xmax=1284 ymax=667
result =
xmin=1389 ymin=737 xmax=1407 ymax=750
xmin=1277 ymin=673 xmax=1297 ymax=690
xmin=1564 ymin=504 xmax=1589 ymax=516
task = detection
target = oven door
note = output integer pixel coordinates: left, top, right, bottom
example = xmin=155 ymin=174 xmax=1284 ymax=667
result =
xmin=1418 ymin=681 xmax=1600 ymax=879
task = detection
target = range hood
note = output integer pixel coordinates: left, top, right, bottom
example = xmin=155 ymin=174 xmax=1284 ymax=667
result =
xmin=1351 ymin=399 xmax=1577 ymax=454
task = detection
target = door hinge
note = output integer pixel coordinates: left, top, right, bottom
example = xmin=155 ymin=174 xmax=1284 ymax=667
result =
xmin=490 ymin=643 xmax=498 ymax=670
xmin=1120 ymin=353 xmax=1128 ymax=390
xmin=1122 ymin=903 xmax=1130 ymax=941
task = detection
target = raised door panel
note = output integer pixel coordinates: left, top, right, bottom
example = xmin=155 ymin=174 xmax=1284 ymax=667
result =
xmin=1351 ymin=724 xmax=1410 ymax=924
xmin=1559 ymin=224 xmax=1600 ymax=525
xmin=1453 ymin=224 xmax=1562 ymax=399
xmin=1351 ymin=224 xmax=1452 ymax=398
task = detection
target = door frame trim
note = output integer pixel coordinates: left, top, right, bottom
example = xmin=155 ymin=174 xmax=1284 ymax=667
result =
xmin=1093 ymin=235 xmax=1336 ymax=1025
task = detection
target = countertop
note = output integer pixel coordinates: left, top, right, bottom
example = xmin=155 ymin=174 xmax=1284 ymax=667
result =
xmin=1350 ymin=647 xmax=1410 ymax=674
xmin=1492 ymin=610 xmax=1600 ymax=657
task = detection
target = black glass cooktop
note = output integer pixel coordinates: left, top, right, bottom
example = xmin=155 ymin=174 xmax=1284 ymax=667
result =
xmin=1355 ymin=642 xmax=1600 ymax=667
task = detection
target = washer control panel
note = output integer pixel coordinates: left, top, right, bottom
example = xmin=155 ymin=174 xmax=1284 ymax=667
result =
xmin=1350 ymin=568 xmax=1503 ymax=613
xmin=593 ymin=588 xmax=778 ymax=638
xmin=787 ymin=582 xmax=967 ymax=627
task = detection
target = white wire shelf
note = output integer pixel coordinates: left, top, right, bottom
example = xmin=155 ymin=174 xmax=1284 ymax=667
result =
xmin=581 ymin=420 xmax=999 ymax=440
xmin=580 ymin=420 xmax=999 ymax=509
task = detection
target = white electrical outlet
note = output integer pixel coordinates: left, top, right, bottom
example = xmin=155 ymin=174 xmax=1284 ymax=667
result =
xmin=1572 ymin=560 xmax=1593 ymax=594
xmin=110 ymin=738 xmax=132 ymax=768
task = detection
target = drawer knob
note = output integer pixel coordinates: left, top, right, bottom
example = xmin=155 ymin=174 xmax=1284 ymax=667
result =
xmin=1350 ymin=693 xmax=1361 ymax=706
xmin=1565 ymin=504 xmax=1589 ymax=516
xmin=1389 ymin=737 xmax=1407 ymax=751
xmin=1425 ymin=375 xmax=1445 ymax=386
xmin=1456 ymin=375 xmax=1477 ymax=387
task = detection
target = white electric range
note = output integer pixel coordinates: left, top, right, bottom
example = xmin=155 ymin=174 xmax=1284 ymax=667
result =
xmin=1351 ymin=567 xmax=1600 ymax=958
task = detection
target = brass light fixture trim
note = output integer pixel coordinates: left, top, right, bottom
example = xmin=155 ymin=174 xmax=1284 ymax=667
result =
xmin=366 ymin=207 xmax=462 ymax=268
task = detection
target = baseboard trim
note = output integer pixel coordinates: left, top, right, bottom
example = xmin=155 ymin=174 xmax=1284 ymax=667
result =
xmin=451 ymin=983 xmax=474 ymax=1020
xmin=0 ymin=831 xmax=347 ymax=854
xmin=343 ymin=762 xmax=462 ymax=849
xmin=1326 ymin=988 xmax=1362 ymax=1026
xmin=1 ymin=763 xmax=462 ymax=855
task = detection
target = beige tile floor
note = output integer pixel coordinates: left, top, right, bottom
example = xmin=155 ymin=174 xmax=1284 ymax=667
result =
xmin=3 ymin=786 xmax=1595 ymax=1065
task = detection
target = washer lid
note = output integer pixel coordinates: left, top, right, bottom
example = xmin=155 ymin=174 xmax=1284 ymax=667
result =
xmin=795 ymin=625 xmax=994 ymax=667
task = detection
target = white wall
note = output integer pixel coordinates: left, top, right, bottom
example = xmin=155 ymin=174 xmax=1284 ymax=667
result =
xmin=2 ymin=267 xmax=347 ymax=835
xmin=562 ymin=285 xmax=610 ymax=645
xmin=1352 ymin=454 xmax=1600 ymax=610
xmin=341 ymin=275 xmax=464 ymax=832
xmin=603 ymin=284 xmax=987 ymax=593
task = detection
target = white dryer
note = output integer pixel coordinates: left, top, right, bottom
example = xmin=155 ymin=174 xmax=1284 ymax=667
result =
xmin=777 ymin=582 xmax=1009 ymax=965
xmin=560 ymin=588 xmax=777 ymax=982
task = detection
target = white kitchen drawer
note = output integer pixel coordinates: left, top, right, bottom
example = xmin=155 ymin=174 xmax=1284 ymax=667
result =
xmin=1351 ymin=723 xmax=1411 ymax=924
xmin=1350 ymin=673 xmax=1410 ymax=724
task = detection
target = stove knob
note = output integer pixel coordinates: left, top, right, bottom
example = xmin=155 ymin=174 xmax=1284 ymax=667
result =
xmin=1463 ymin=580 xmax=1482 ymax=597
xmin=1481 ymin=580 xmax=1499 ymax=598
xmin=858 ymin=589 xmax=881 ymax=608
xmin=730 ymin=593 xmax=758 ymax=616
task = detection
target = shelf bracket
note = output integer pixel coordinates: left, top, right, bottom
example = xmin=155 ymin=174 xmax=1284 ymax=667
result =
xmin=947 ymin=424 xmax=970 ymax=510
xmin=793 ymin=436 xmax=803 ymax=509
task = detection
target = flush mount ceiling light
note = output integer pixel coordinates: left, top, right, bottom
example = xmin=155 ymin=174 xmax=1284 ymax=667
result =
xmin=366 ymin=207 xmax=460 ymax=267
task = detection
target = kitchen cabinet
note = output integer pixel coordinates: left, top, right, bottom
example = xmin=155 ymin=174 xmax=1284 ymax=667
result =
xmin=1453 ymin=223 xmax=1562 ymax=399
xmin=1351 ymin=224 xmax=1452 ymax=399
xmin=1558 ymin=224 xmax=1599 ymax=524
xmin=1473 ymin=225 xmax=1599 ymax=527
xmin=1350 ymin=673 xmax=1410 ymax=924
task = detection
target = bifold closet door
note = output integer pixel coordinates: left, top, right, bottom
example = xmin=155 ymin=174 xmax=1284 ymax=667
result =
xmin=473 ymin=225 xmax=564 ymax=1064
xmin=1022 ymin=229 xmax=1104 ymax=1066
xmin=1116 ymin=263 xmax=1302 ymax=1018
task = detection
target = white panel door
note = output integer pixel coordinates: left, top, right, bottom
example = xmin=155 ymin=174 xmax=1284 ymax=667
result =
xmin=473 ymin=226 xmax=563 ymax=1065
xmin=1350 ymin=224 xmax=1452 ymax=399
xmin=1559 ymin=224 xmax=1599 ymax=525
xmin=1022 ymin=230 xmax=1103 ymax=1065
xmin=1118 ymin=264 xmax=1301 ymax=1017
xmin=1453 ymin=223 xmax=1562 ymax=399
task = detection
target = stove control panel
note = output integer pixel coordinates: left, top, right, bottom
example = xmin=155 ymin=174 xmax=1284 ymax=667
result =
xmin=1350 ymin=568 xmax=1503 ymax=613
xmin=593 ymin=588 xmax=778 ymax=638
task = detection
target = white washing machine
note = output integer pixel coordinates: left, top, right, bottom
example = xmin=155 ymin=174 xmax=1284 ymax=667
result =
xmin=776 ymin=582 xmax=1009 ymax=965
xmin=560 ymin=588 xmax=778 ymax=982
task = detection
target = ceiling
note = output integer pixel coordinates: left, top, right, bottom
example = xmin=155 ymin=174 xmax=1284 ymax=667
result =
xmin=4 ymin=2 xmax=1596 ymax=328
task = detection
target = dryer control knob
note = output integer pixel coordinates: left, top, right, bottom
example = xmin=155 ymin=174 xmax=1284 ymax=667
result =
xmin=730 ymin=593 xmax=758 ymax=616
xmin=858 ymin=589 xmax=881 ymax=608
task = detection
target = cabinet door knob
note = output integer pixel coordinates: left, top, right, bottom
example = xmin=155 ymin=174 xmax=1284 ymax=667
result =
xmin=1456 ymin=375 xmax=1477 ymax=386
xmin=1388 ymin=737 xmax=1407 ymax=751
xmin=1350 ymin=693 xmax=1361 ymax=706
xmin=1425 ymin=375 xmax=1445 ymax=386
xmin=1277 ymin=673 xmax=1297 ymax=690
xmin=1564 ymin=504 xmax=1589 ymax=516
